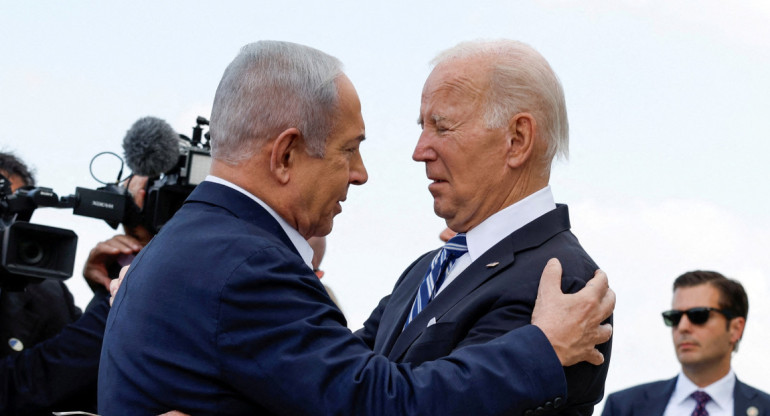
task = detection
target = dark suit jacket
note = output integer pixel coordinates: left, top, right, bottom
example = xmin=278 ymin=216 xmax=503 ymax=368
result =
xmin=0 ymin=293 xmax=109 ymax=415
xmin=0 ymin=280 xmax=82 ymax=357
xmin=601 ymin=376 xmax=770 ymax=415
xmin=99 ymin=181 xmax=570 ymax=415
xmin=355 ymin=205 xmax=611 ymax=415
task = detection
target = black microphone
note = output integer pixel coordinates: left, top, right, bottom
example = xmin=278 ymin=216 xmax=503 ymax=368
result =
xmin=122 ymin=116 xmax=180 ymax=177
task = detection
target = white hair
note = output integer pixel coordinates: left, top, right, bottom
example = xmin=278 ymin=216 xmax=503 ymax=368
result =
xmin=209 ymin=41 xmax=343 ymax=164
xmin=432 ymin=39 xmax=569 ymax=162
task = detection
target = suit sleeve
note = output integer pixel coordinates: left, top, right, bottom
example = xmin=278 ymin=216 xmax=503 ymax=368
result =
xmin=600 ymin=393 xmax=618 ymax=416
xmin=0 ymin=293 xmax=108 ymax=414
xmin=217 ymin=246 xmax=567 ymax=416
xmin=451 ymin=265 xmax=611 ymax=414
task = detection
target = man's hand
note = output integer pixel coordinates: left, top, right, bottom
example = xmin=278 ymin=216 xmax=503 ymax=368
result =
xmin=532 ymin=258 xmax=614 ymax=367
xmin=109 ymin=265 xmax=130 ymax=307
xmin=83 ymin=234 xmax=144 ymax=292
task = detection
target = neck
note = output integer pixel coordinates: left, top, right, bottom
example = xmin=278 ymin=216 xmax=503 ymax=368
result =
xmin=682 ymin=359 xmax=731 ymax=388
xmin=209 ymin=158 xmax=297 ymax=231
xmin=482 ymin=167 xmax=549 ymax=227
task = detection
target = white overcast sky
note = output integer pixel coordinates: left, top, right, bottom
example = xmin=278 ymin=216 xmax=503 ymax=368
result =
xmin=2 ymin=0 xmax=770 ymax=409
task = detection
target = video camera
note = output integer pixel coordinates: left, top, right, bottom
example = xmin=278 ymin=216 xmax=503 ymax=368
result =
xmin=0 ymin=116 xmax=212 ymax=290
xmin=73 ymin=116 xmax=212 ymax=234
xmin=0 ymin=175 xmax=78 ymax=290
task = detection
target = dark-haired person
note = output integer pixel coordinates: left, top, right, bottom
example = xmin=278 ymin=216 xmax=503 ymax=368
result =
xmin=0 ymin=152 xmax=82 ymax=358
xmin=0 ymin=158 xmax=153 ymax=414
xmin=602 ymin=271 xmax=770 ymax=416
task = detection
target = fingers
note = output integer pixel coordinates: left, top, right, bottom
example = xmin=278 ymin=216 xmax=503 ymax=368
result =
xmin=84 ymin=235 xmax=144 ymax=292
xmin=583 ymin=324 xmax=613 ymax=365
xmin=532 ymin=260 xmax=614 ymax=367
xmin=599 ymin=286 xmax=616 ymax=322
xmin=581 ymin=269 xmax=609 ymax=298
xmin=536 ymin=258 xmax=563 ymax=300
xmin=109 ymin=265 xmax=130 ymax=307
xmin=103 ymin=234 xmax=143 ymax=254
xmin=597 ymin=323 xmax=613 ymax=345
xmin=584 ymin=349 xmax=605 ymax=366
xmin=585 ymin=270 xmax=615 ymax=322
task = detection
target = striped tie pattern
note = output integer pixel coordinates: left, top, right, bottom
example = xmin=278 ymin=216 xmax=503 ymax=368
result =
xmin=690 ymin=391 xmax=711 ymax=416
xmin=403 ymin=233 xmax=468 ymax=328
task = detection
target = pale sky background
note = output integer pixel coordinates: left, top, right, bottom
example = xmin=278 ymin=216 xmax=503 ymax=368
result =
xmin=2 ymin=0 xmax=769 ymax=411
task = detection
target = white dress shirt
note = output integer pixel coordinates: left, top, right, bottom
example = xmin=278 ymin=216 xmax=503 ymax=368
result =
xmin=663 ymin=369 xmax=736 ymax=416
xmin=204 ymin=175 xmax=314 ymax=269
xmin=436 ymin=185 xmax=556 ymax=296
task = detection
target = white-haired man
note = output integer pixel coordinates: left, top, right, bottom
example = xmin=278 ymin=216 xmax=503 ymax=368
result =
xmin=356 ymin=40 xmax=611 ymax=415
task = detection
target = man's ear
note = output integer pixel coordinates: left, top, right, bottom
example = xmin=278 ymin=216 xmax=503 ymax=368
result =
xmin=729 ymin=316 xmax=746 ymax=346
xmin=269 ymin=128 xmax=303 ymax=184
xmin=506 ymin=113 xmax=536 ymax=169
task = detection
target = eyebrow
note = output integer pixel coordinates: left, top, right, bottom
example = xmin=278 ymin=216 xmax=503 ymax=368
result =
xmin=416 ymin=114 xmax=445 ymax=127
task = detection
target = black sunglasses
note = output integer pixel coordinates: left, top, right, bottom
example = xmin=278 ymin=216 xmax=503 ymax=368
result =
xmin=661 ymin=307 xmax=735 ymax=327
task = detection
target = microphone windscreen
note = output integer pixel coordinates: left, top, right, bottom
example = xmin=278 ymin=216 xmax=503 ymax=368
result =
xmin=122 ymin=117 xmax=180 ymax=177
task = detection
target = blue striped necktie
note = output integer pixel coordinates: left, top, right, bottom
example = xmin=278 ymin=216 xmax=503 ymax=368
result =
xmin=404 ymin=233 xmax=468 ymax=328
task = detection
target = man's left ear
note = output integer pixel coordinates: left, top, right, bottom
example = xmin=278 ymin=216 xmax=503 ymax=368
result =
xmin=269 ymin=127 xmax=303 ymax=184
xmin=506 ymin=113 xmax=536 ymax=169
xmin=729 ymin=316 xmax=746 ymax=345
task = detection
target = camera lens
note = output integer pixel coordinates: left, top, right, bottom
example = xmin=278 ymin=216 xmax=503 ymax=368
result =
xmin=18 ymin=241 xmax=45 ymax=265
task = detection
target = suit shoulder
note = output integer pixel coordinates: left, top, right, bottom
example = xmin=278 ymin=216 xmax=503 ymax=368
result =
xmin=738 ymin=380 xmax=770 ymax=403
xmin=606 ymin=379 xmax=672 ymax=400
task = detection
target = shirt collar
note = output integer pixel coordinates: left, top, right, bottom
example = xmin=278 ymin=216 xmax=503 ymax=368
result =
xmin=671 ymin=369 xmax=736 ymax=410
xmin=464 ymin=185 xmax=556 ymax=262
xmin=204 ymin=175 xmax=314 ymax=269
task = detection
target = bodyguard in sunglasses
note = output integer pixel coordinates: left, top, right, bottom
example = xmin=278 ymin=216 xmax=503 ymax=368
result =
xmin=602 ymin=270 xmax=770 ymax=415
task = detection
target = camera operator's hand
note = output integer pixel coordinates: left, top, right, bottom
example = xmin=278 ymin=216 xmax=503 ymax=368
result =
xmin=83 ymin=234 xmax=144 ymax=292
xmin=109 ymin=266 xmax=130 ymax=306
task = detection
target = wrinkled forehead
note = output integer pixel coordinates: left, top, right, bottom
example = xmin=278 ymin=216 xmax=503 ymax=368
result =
xmin=421 ymin=63 xmax=491 ymax=118
xmin=423 ymin=58 xmax=490 ymax=99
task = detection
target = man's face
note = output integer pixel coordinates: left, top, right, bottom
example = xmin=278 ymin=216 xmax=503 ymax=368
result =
xmin=0 ymin=171 xmax=25 ymax=192
xmin=413 ymin=60 xmax=512 ymax=232
xmin=671 ymin=284 xmax=743 ymax=373
xmin=293 ymin=74 xmax=368 ymax=238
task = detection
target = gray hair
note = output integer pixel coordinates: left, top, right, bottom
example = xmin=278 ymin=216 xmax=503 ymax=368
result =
xmin=210 ymin=41 xmax=343 ymax=164
xmin=432 ymin=40 xmax=569 ymax=162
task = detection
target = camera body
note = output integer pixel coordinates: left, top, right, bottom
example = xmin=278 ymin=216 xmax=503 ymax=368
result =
xmin=0 ymin=176 xmax=78 ymax=290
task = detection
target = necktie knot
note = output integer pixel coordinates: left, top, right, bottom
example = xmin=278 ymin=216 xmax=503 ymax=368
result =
xmin=443 ymin=233 xmax=468 ymax=262
xmin=403 ymin=233 xmax=468 ymax=329
xmin=690 ymin=391 xmax=711 ymax=416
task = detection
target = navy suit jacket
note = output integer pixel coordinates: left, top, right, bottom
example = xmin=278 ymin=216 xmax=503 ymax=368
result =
xmin=355 ymin=205 xmax=611 ymax=415
xmin=601 ymin=377 xmax=770 ymax=416
xmin=99 ymin=181 xmax=570 ymax=415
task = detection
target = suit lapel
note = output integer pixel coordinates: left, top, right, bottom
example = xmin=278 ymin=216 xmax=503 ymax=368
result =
xmin=734 ymin=379 xmax=762 ymax=416
xmin=373 ymin=252 xmax=436 ymax=355
xmin=642 ymin=378 xmax=677 ymax=416
xmin=387 ymin=205 xmax=571 ymax=361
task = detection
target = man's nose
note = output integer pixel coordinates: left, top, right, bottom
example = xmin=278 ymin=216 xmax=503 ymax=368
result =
xmin=412 ymin=131 xmax=436 ymax=162
xmin=350 ymin=152 xmax=368 ymax=185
